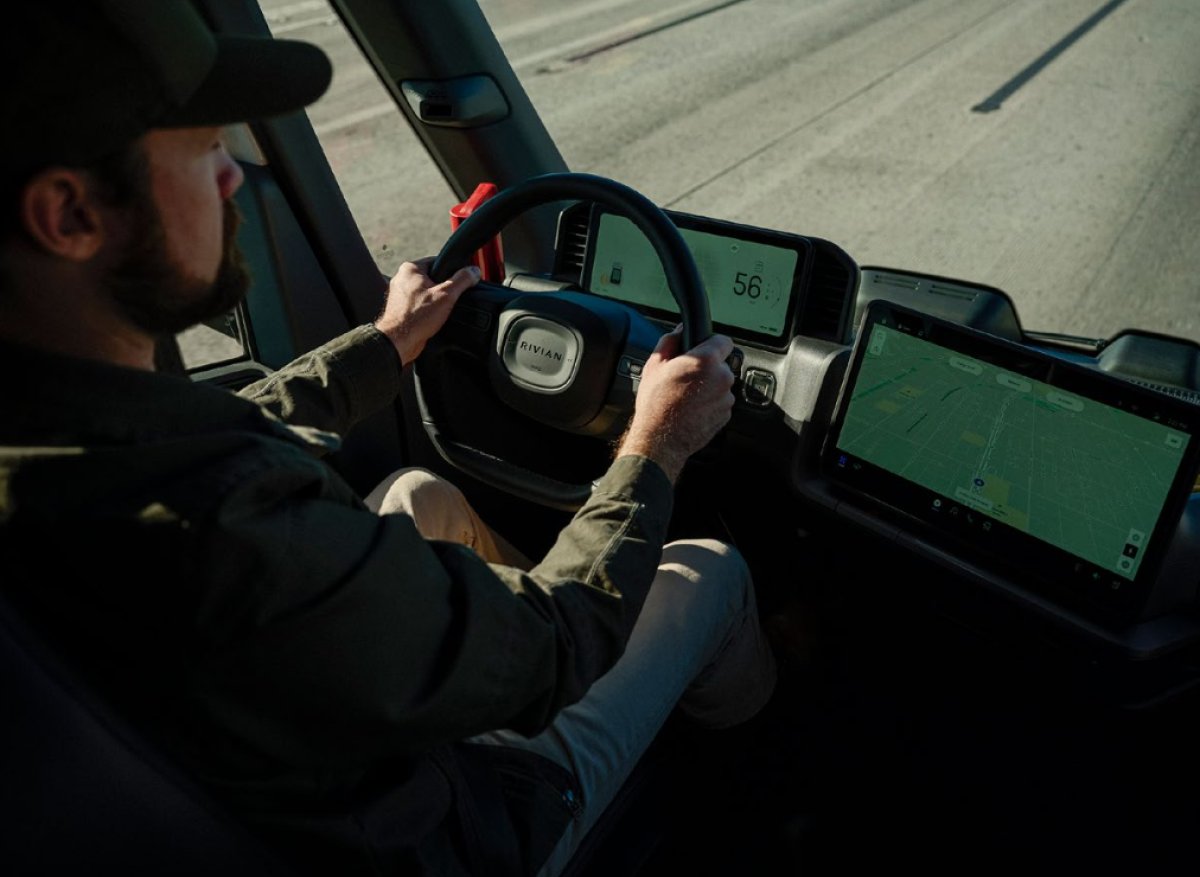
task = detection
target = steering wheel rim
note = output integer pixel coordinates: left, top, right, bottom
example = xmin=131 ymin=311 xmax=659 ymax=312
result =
xmin=418 ymin=172 xmax=712 ymax=510
xmin=430 ymin=172 xmax=712 ymax=350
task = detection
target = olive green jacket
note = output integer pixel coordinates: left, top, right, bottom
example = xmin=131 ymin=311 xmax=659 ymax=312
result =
xmin=0 ymin=325 xmax=673 ymax=872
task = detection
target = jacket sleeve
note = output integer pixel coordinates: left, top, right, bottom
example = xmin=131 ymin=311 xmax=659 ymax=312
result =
xmin=190 ymin=448 xmax=675 ymax=770
xmin=236 ymin=325 xmax=402 ymax=440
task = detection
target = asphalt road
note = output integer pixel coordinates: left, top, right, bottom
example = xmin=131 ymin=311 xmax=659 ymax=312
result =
xmin=209 ymin=0 xmax=1197 ymax=365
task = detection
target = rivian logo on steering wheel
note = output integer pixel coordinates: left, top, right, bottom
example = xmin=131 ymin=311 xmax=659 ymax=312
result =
xmin=518 ymin=340 xmax=565 ymax=363
xmin=501 ymin=316 xmax=581 ymax=391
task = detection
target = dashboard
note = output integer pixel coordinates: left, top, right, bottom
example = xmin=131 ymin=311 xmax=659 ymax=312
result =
xmin=583 ymin=208 xmax=806 ymax=348
xmin=544 ymin=203 xmax=1200 ymax=661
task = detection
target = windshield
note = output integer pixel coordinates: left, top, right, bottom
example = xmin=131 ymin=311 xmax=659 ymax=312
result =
xmin=288 ymin=0 xmax=1200 ymax=345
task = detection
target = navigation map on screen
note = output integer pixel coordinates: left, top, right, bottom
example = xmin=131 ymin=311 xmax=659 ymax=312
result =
xmin=836 ymin=324 xmax=1190 ymax=580
xmin=588 ymin=213 xmax=797 ymax=339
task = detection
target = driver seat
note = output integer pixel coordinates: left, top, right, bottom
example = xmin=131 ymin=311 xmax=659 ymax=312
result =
xmin=0 ymin=592 xmax=294 ymax=875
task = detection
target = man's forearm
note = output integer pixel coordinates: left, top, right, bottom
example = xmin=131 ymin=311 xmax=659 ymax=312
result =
xmin=239 ymin=324 xmax=403 ymax=439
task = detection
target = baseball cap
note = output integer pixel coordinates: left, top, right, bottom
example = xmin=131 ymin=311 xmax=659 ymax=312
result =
xmin=3 ymin=0 xmax=332 ymax=178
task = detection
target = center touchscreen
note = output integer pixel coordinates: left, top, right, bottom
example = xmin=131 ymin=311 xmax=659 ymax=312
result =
xmin=584 ymin=210 xmax=804 ymax=346
xmin=825 ymin=303 xmax=1200 ymax=611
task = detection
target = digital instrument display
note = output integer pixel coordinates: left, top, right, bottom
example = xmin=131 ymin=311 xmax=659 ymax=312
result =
xmin=583 ymin=209 xmax=806 ymax=347
xmin=825 ymin=303 xmax=1200 ymax=616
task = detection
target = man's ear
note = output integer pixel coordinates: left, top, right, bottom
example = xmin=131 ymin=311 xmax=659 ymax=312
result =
xmin=18 ymin=169 xmax=109 ymax=262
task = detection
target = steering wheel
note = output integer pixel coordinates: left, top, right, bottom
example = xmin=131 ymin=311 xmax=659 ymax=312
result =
xmin=414 ymin=172 xmax=713 ymax=510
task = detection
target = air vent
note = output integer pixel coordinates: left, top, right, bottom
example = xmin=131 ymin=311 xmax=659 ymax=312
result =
xmin=870 ymin=272 xmax=920 ymax=291
xmin=552 ymin=202 xmax=592 ymax=282
xmin=1128 ymin=378 xmax=1200 ymax=406
xmin=799 ymin=238 xmax=857 ymax=344
xmin=928 ymin=283 xmax=979 ymax=302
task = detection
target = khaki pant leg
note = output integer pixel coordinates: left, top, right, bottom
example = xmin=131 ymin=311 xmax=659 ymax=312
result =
xmin=364 ymin=467 xmax=531 ymax=568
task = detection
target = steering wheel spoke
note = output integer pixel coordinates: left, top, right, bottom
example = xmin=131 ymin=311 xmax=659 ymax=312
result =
xmin=425 ymin=281 xmax=514 ymax=360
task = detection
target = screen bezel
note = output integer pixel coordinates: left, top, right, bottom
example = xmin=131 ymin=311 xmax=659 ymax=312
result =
xmin=822 ymin=301 xmax=1200 ymax=622
xmin=581 ymin=205 xmax=811 ymax=350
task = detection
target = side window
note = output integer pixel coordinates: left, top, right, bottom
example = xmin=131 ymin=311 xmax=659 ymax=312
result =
xmin=177 ymin=312 xmax=247 ymax=370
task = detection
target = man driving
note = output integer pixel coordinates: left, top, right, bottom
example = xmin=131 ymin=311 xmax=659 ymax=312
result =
xmin=0 ymin=2 xmax=776 ymax=875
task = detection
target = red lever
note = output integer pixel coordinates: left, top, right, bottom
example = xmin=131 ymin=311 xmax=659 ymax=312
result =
xmin=449 ymin=182 xmax=505 ymax=282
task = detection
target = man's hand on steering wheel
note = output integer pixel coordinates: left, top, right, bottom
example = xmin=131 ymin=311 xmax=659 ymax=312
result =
xmin=375 ymin=259 xmax=482 ymax=366
xmin=413 ymin=173 xmax=721 ymax=509
xmin=617 ymin=326 xmax=736 ymax=485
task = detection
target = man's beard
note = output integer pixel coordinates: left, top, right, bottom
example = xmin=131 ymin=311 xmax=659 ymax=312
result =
xmin=107 ymin=198 xmax=250 ymax=338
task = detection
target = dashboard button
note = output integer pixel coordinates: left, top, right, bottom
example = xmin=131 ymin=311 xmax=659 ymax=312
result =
xmin=727 ymin=347 xmax=744 ymax=380
xmin=619 ymin=356 xmax=645 ymax=378
xmin=742 ymin=368 xmax=775 ymax=407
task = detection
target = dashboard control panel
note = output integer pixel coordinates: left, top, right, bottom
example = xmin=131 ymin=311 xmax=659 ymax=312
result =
xmin=823 ymin=301 xmax=1200 ymax=627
